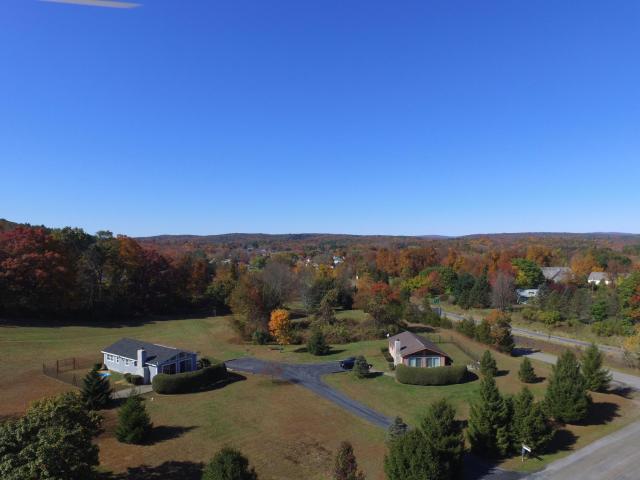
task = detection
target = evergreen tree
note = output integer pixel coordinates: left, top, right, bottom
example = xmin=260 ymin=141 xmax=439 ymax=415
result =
xmin=333 ymin=441 xmax=365 ymax=480
xmin=521 ymin=403 xmax=554 ymax=453
xmin=387 ymin=416 xmax=408 ymax=444
xmin=582 ymin=344 xmax=612 ymax=392
xmin=115 ymin=395 xmax=152 ymax=444
xmin=518 ymin=357 xmax=537 ymax=383
xmin=512 ymin=387 xmax=534 ymax=444
xmin=475 ymin=320 xmax=492 ymax=344
xmin=81 ymin=366 xmax=112 ymax=410
xmin=480 ymin=350 xmax=498 ymax=377
xmin=545 ymin=350 xmax=590 ymax=423
xmin=385 ymin=400 xmax=464 ymax=480
xmin=419 ymin=399 xmax=464 ymax=479
xmin=468 ymin=269 xmax=491 ymax=308
xmin=202 ymin=447 xmax=258 ymax=480
xmin=307 ymin=328 xmax=330 ymax=356
xmin=353 ymin=356 xmax=370 ymax=379
xmin=467 ymin=375 xmax=510 ymax=456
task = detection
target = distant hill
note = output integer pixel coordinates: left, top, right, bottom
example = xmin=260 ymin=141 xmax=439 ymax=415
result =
xmin=0 ymin=219 xmax=20 ymax=233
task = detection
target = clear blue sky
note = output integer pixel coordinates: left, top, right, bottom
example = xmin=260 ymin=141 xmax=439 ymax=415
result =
xmin=2 ymin=0 xmax=639 ymax=236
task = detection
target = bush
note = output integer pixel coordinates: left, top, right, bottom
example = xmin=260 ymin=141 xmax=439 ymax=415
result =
xmin=93 ymin=362 xmax=103 ymax=371
xmin=115 ymin=396 xmax=152 ymax=444
xmin=152 ymin=363 xmax=227 ymax=394
xmin=202 ymin=447 xmax=257 ymax=480
xmin=396 ymin=364 xmax=468 ymax=386
xmin=307 ymin=329 xmax=330 ymax=356
xmin=353 ymin=356 xmax=370 ymax=379
xmin=251 ymin=330 xmax=270 ymax=345
xmin=456 ymin=318 xmax=476 ymax=338
xmin=197 ymin=357 xmax=213 ymax=369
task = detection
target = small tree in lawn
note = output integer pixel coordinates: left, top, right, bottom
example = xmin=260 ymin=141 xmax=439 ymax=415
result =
xmin=202 ymin=447 xmax=258 ymax=480
xmin=307 ymin=329 xmax=330 ymax=356
xmin=81 ymin=366 xmax=112 ymax=410
xmin=268 ymin=309 xmax=292 ymax=346
xmin=333 ymin=441 xmax=365 ymax=480
xmin=518 ymin=357 xmax=537 ymax=383
xmin=386 ymin=416 xmax=408 ymax=444
xmin=513 ymin=387 xmax=554 ymax=453
xmin=480 ymin=350 xmax=498 ymax=377
xmin=353 ymin=356 xmax=370 ymax=379
xmin=115 ymin=395 xmax=152 ymax=444
xmin=582 ymin=343 xmax=612 ymax=392
xmin=544 ymin=350 xmax=590 ymax=423
xmin=420 ymin=399 xmax=464 ymax=479
xmin=467 ymin=375 xmax=511 ymax=456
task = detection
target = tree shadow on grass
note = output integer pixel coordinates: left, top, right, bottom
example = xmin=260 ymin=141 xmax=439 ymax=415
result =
xmin=547 ymin=428 xmax=578 ymax=453
xmin=292 ymin=347 xmax=346 ymax=356
xmin=0 ymin=312 xmax=214 ymax=329
xmin=104 ymin=461 xmax=204 ymax=480
xmin=575 ymin=401 xmax=619 ymax=426
xmin=608 ymin=384 xmax=635 ymax=399
xmin=146 ymin=425 xmax=198 ymax=445
xmin=462 ymin=452 xmax=523 ymax=480
xmin=408 ymin=325 xmax=436 ymax=334
xmin=511 ymin=347 xmax=540 ymax=357
xmin=495 ymin=369 xmax=510 ymax=377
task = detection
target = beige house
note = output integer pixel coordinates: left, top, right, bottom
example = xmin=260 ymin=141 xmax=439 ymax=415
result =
xmin=389 ymin=331 xmax=452 ymax=368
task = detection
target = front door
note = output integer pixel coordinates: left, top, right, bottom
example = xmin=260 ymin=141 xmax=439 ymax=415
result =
xmin=162 ymin=363 xmax=176 ymax=375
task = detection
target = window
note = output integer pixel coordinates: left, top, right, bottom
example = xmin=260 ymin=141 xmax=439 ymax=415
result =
xmin=425 ymin=357 xmax=441 ymax=368
xmin=408 ymin=358 xmax=421 ymax=367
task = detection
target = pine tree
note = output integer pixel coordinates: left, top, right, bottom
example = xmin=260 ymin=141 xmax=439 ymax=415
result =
xmin=520 ymin=403 xmax=554 ymax=453
xmin=518 ymin=357 xmax=537 ymax=383
xmin=115 ymin=395 xmax=152 ymax=444
xmin=468 ymin=269 xmax=491 ymax=308
xmin=419 ymin=399 xmax=464 ymax=479
xmin=582 ymin=344 xmax=612 ymax=392
xmin=81 ymin=366 xmax=112 ymax=410
xmin=512 ymin=387 xmax=534 ymax=444
xmin=333 ymin=441 xmax=365 ymax=480
xmin=202 ymin=447 xmax=258 ymax=480
xmin=307 ymin=329 xmax=330 ymax=356
xmin=545 ymin=350 xmax=590 ymax=423
xmin=480 ymin=350 xmax=498 ymax=377
xmin=385 ymin=400 xmax=464 ymax=480
xmin=467 ymin=375 xmax=510 ymax=456
xmin=475 ymin=320 xmax=492 ymax=344
xmin=387 ymin=416 xmax=408 ymax=444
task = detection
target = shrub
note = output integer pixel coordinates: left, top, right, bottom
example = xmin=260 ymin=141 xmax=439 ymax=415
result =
xmin=202 ymin=447 xmax=257 ymax=480
xmin=396 ymin=364 xmax=468 ymax=386
xmin=152 ymin=363 xmax=227 ymax=394
xmin=93 ymin=362 xmax=103 ymax=371
xmin=115 ymin=396 xmax=152 ymax=444
xmin=197 ymin=357 xmax=213 ymax=369
xmin=456 ymin=318 xmax=476 ymax=338
xmin=353 ymin=356 xmax=370 ymax=379
xmin=307 ymin=329 xmax=331 ymax=356
xmin=251 ymin=330 xmax=270 ymax=345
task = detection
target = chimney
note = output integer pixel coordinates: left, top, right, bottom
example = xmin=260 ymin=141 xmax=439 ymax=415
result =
xmin=137 ymin=349 xmax=146 ymax=367
xmin=394 ymin=339 xmax=401 ymax=365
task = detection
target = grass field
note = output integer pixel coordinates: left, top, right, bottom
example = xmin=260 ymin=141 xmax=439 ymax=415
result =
xmin=1 ymin=313 xmax=639 ymax=477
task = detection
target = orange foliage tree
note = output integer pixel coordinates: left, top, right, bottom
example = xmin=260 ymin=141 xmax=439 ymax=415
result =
xmin=269 ymin=308 xmax=292 ymax=345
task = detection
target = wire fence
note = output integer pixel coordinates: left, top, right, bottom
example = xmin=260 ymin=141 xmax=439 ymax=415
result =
xmin=42 ymin=356 xmax=102 ymax=388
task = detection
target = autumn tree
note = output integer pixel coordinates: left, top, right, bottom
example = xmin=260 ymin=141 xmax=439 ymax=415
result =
xmin=333 ymin=441 xmax=365 ymax=480
xmin=511 ymin=258 xmax=544 ymax=289
xmin=491 ymin=272 xmax=516 ymax=311
xmin=486 ymin=310 xmax=515 ymax=354
xmin=268 ymin=309 xmax=293 ymax=345
xmin=0 ymin=392 xmax=102 ymax=480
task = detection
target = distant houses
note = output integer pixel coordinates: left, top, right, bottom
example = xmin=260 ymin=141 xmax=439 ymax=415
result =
xmin=541 ymin=266 xmax=573 ymax=283
xmin=588 ymin=272 xmax=611 ymax=286
xmin=516 ymin=288 xmax=539 ymax=304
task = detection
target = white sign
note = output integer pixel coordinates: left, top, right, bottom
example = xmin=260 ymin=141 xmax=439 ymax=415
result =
xmin=522 ymin=445 xmax=532 ymax=453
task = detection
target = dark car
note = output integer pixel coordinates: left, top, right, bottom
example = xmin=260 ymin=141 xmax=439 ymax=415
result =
xmin=340 ymin=357 xmax=356 ymax=370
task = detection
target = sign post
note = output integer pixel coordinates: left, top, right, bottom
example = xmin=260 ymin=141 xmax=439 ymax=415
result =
xmin=521 ymin=444 xmax=531 ymax=462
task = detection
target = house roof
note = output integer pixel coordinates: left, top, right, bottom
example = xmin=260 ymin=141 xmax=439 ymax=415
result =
xmin=388 ymin=331 xmax=451 ymax=359
xmin=541 ymin=267 xmax=572 ymax=282
xmin=588 ymin=272 xmax=609 ymax=282
xmin=517 ymin=288 xmax=539 ymax=298
xmin=101 ymin=338 xmax=194 ymax=366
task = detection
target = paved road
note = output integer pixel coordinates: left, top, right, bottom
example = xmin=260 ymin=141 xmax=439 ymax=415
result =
xmin=226 ymin=357 xmax=393 ymax=428
xmin=443 ymin=310 xmax=623 ymax=355
xmin=526 ymin=420 xmax=640 ymax=480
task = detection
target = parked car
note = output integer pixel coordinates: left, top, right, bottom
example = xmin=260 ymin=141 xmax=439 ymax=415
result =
xmin=340 ymin=357 xmax=356 ymax=369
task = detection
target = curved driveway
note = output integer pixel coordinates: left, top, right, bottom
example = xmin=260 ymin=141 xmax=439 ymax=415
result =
xmin=226 ymin=357 xmax=393 ymax=428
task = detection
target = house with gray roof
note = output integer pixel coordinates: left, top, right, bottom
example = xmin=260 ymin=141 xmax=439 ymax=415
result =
xmin=541 ymin=266 xmax=573 ymax=283
xmin=388 ymin=331 xmax=452 ymax=368
xmin=101 ymin=338 xmax=197 ymax=384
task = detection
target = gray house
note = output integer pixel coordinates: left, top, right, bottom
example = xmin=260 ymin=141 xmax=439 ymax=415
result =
xmin=101 ymin=338 xmax=197 ymax=384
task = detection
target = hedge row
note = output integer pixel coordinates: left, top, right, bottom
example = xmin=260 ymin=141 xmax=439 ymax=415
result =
xmin=152 ymin=363 xmax=227 ymax=394
xmin=395 ymin=364 xmax=468 ymax=386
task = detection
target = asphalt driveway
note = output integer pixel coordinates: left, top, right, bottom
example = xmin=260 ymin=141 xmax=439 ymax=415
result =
xmin=226 ymin=357 xmax=393 ymax=428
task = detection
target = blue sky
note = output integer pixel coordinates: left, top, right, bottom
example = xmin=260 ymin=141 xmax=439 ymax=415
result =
xmin=1 ymin=0 xmax=639 ymax=236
